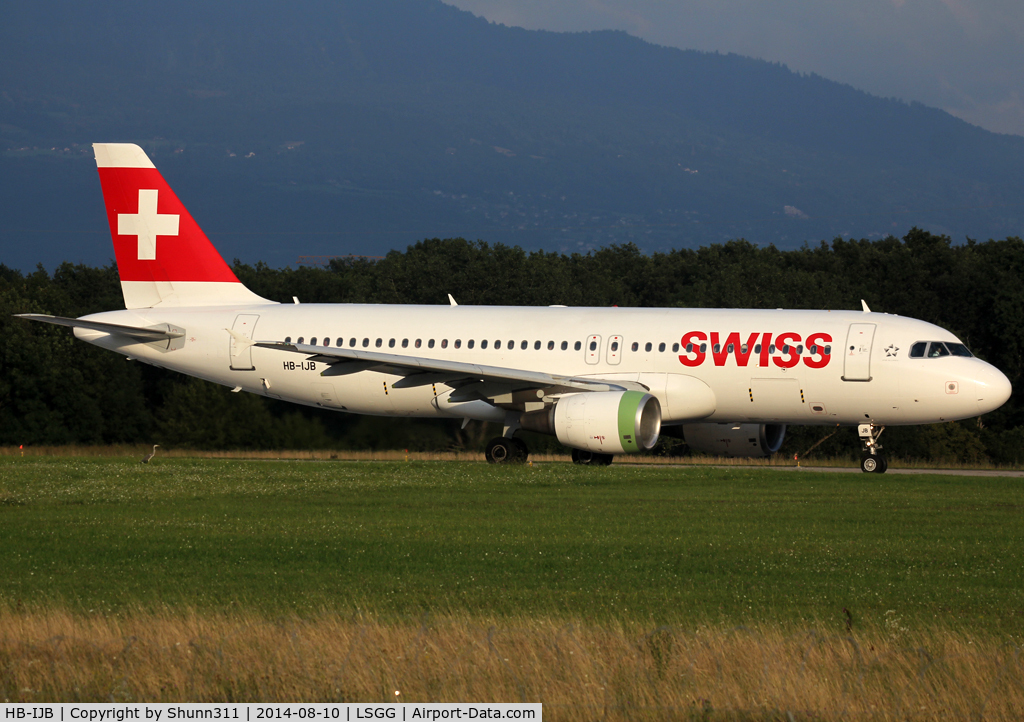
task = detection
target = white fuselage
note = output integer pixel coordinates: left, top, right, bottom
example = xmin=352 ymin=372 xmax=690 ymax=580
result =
xmin=74 ymin=303 xmax=1011 ymax=427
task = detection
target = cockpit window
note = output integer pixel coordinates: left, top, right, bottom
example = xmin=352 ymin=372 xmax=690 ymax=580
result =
xmin=911 ymin=341 xmax=973 ymax=358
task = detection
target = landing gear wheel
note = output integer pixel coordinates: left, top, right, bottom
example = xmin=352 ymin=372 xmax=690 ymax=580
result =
xmin=486 ymin=438 xmax=515 ymax=464
xmin=861 ymin=455 xmax=880 ymax=473
xmin=857 ymin=423 xmax=888 ymax=473
xmin=571 ymin=449 xmax=594 ymax=465
xmin=510 ymin=437 xmax=529 ymax=463
xmin=572 ymin=450 xmax=614 ymax=466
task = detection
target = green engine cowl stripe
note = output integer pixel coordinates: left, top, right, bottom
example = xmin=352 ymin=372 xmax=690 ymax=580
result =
xmin=617 ymin=390 xmax=647 ymax=452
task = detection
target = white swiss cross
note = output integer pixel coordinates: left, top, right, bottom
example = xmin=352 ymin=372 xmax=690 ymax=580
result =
xmin=118 ymin=189 xmax=179 ymax=261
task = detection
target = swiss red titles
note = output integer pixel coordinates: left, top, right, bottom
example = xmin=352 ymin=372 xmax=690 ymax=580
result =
xmin=678 ymin=332 xmax=833 ymax=368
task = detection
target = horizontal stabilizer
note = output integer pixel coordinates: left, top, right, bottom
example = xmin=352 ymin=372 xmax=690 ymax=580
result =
xmin=15 ymin=314 xmax=184 ymax=342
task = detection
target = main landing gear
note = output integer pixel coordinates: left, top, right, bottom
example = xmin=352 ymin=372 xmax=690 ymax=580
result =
xmin=571 ymin=449 xmax=614 ymax=466
xmin=858 ymin=423 xmax=888 ymax=474
xmin=485 ymin=436 xmax=529 ymax=464
xmin=482 ymin=437 xmax=615 ymax=466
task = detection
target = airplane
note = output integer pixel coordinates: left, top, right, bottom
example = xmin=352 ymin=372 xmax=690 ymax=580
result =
xmin=16 ymin=143 xmax=1013 ymax=472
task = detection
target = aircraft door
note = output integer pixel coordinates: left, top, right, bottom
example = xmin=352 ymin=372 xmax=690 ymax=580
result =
xmin=607 ymin=335 xmax=623 ymax=365
xmin=229 ymin=314 xmax=259 ymax=371
xmin=311 ymin=382 xmax=345 ymax=409
xmin=843 ymin=323 xmax=876 ymax=381
xmin=585 ymin=335 xmax=602 ymax=365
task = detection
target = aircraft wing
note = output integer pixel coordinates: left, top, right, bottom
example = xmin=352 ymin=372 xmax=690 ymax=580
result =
xmin=16 ymin=314 xmax=185 ymax=342
xmin=245 ymin=335 xmax=647 ymax=395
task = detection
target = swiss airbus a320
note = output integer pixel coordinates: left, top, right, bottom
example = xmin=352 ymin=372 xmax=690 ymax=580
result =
xmin=17 ymin=144 xmax=1013 ymax=471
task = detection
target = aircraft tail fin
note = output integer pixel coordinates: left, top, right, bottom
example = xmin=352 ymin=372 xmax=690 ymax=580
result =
xmin=93 ymin=143 xmax=271 ymax=309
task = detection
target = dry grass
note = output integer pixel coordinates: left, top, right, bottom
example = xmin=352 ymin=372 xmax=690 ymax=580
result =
xmin=2 ymin=445 xmax=1021 ymax=471
xmin=1 ymin=609 xmax=1021 ymax=719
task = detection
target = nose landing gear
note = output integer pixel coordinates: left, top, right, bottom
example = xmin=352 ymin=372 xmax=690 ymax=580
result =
xmin=858 ymin=423 xmax=887 ymax=473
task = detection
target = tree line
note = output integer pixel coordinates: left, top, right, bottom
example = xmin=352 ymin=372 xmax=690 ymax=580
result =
xmin=2 ymin=229 xmax=1022 ymax=463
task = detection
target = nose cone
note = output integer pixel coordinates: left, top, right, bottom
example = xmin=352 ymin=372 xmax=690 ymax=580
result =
xmin=975 ymin=364 xmax=1013 ymax=415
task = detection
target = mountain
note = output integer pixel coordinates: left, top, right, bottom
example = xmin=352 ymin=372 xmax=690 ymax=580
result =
xmin=3 ymin=0 xmax=1024 ymax=270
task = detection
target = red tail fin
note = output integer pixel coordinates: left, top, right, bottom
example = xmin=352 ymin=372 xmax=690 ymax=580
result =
xmin=94 ymin=143 xmax=268 ymax=309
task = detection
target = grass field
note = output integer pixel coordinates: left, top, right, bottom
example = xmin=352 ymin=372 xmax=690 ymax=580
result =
xmin=1 ymin=457 xmax=1022 ymax=715
xmin=1 ymin=457 xmax=1022 ymax=629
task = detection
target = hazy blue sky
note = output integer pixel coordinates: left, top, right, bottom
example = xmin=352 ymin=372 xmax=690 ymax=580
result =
xmin=446 ymin=0 xmax=1024 ymax=137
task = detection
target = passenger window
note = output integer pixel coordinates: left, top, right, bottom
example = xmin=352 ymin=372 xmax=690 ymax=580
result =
xmin=375 ymin=338 xmax=382 ymax=348
xmin=782 ymin=344 xmax=790 ymax=354
xmin=534 ymin=340 xmax=541 ymax=350
xmin=700 ymin=344 xmax=707 ymax=353
xmin=685 ymin=343 xmax=692 ymax=353
xmin=362 ymin=338 xmax=369 ymax=347
xmin=521 ymin=340 xmax=528 ymax=350
xmin=481 ymin=340 xmax=488 ymax=349
xmin=561 ymin=341 xmax=568 ymax=350
xmin=928 ymin=342 xmax=949 ymax=358
xmin=797 ymin=345 xmax=803 ymax=354
xmin=349 ymin=338 xmax=356 ymax=347
xmin=754 ymin=344 xmax=761 ymax=354
xmin=415 ymin=339 xmax=422 ymax=348
xmin=495 ymin=340 xmax=501 ymax=350
xmin=824 ymin=346 xmax=831 ymax=356
xmin=659 ymin=342 xmax=666 ymax=352
xmin=388 ymin=338 xmax=395 ymax=348
xmin=809 ymin=345 xmax=817 ymax=354
xmin=632 ymin=342 xmax=639 ymax=352
xmin=441 ymin=339 xmax=448 ymax=349
xmin=574 ymin=341 xmax=582 ymax=351
xmin=589 ymin=341 xmax=597 ymax=351
xmin=769 ymin=344 xmax=776 ymax=354
xmin=310 ymin=337 xmax=317 ymax=345
xmin=713 ymin=344 xmax=721 ymax=353
xmin=428 ymin=339 xmax=434 ymax=348
xmin=454 ymin=339 xmax=461 ymax=349
xmin=297 ymin=337 xmax=305 ymax=344
xmin=910 ymin=342 xmax=926 ymax=358
xmin=740 ymin=344 xmax=747 ymax=354
xmin=324 ymin=338 xmax=330 ymax=347
xmin=672 ymin=343 xmax=679 ymax=353
xmin=726 ymin=344 xmax=733 ymax=353
xmin=645 ymin=342 xmax=653 ymax=352
xmin=402 ymin=339 xmax=409 ymax=348
xmin=336 ymin=338 xmax=344 ymax=347
xmin=284 ymin=336 xmax=292 ymax=343
xmin=547 ymin=341 xmax=554 ymax=350
xmin=611 ymin=341 xmax=619 ymax=352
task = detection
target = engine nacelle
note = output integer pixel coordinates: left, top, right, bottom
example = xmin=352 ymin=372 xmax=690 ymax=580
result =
xmin=679 ymin=422 xmax=786 ymax=458
xmin=521 ymin=391 xmax=662 ymax=454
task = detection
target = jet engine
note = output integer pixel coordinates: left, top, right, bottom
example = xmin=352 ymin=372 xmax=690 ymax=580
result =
xmin=676 ymin=422 xmax=786 ymax=458
xmin=521 ymin=390 xmax=661 ymax=454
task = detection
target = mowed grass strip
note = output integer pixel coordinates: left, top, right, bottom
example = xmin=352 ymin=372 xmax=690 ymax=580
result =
xmin=0 ymin=458 xmax=1022 ymax=631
